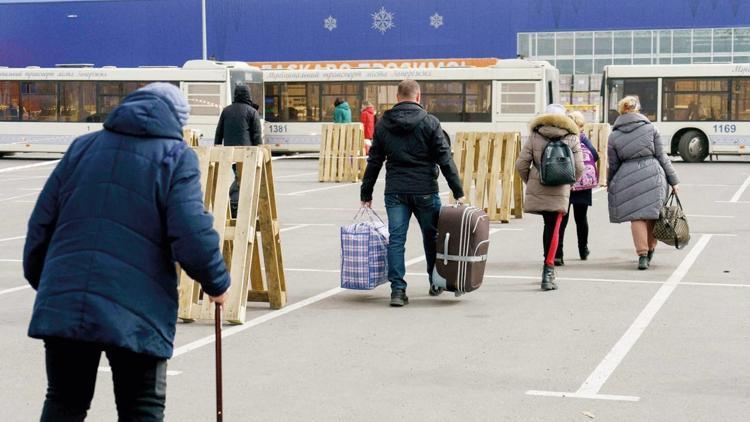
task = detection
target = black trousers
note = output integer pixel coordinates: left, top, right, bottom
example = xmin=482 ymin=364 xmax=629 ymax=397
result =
xmin=41 ymin=338 xmax=167 ymax=422
xmin=556 ymin=203 xmax=589 ymax=258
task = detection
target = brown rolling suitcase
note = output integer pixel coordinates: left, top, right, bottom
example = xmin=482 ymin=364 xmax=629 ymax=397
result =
xmin=432 ymin=205 xmax=490 ymax=296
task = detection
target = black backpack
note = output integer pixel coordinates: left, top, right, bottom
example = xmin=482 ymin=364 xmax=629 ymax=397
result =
xmin=539 ymin=137 xmax=576 ymax=186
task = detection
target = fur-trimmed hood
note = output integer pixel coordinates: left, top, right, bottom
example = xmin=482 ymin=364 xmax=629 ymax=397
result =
xmin=528 ymin=113 xmax=579 ymax=138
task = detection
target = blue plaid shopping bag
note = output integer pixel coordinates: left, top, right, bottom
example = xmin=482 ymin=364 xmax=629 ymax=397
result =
xmin=340 ymin=207 xmax=388 ymax=290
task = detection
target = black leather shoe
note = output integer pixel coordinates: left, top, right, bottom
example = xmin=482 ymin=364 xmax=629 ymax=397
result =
xmin=638 ymin=256 xmax=649 ymax=270
xmin=390 ymin=290 xmax=409 ymax=307
xmin=554 ymin=257 xmax=564 ymax=266
xmin=541 ymin=266 xmax=558 ymax=291
xmin=579 ymin=247 xmax=590 ymax=260
xmin=428 ymin=284 xmax=444 ymax=297
xmin=647 ymin=249 xmax=655 ymax=263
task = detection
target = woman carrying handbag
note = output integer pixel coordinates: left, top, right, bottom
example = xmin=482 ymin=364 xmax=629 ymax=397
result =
xmin=607 ymin=96 xmax=680 ymax=270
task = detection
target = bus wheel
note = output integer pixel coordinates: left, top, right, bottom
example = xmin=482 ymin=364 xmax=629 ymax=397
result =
xmin=678 ymin=130 xmax=708 ymax=163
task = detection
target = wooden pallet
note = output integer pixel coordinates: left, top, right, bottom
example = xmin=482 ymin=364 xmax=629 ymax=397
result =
xmin=182 ymin=128 xmax=201 ymax=147
xmin=583 ymin=123 xmax=611 ymax=187
xmin=452 ymin=132 xmax=524 ymax=223
xmin=318 ymin=123 xmax=366 ymax=183
xmin=178 ymin=146 xmax=287 ymax=324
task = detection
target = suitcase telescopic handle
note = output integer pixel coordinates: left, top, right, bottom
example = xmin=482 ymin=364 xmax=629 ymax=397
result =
xmin=443 ymin=232 xmax=450 ymax=265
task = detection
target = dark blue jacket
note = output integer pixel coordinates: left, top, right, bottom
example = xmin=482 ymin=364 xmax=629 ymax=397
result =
xmin=24 ymin=89 xmax=230 ymax=359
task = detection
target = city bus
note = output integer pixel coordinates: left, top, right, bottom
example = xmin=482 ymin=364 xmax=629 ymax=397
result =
xmin=602 ymin=64 xmax=750 ymax=162
xmin=261 ymin=60 xmax=560 ymax=152
xmin=0 ymin=60 xmax=263 ymax=155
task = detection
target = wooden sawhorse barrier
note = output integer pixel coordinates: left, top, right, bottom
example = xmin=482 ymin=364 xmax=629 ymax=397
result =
xmin=452 ymin=132 xmax=524 ymax=223
xmin=182 ymin=127 xmax=200 ymax=147
xmin=178 ymin=146 xmax=287 ymax=324
xmin=582 ymin=123 xmax=611 ymax=187
xmin=318 ymin=123 xmax=366 ymax=182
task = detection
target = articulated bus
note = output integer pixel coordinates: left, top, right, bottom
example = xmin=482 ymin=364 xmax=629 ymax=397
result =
xmin=602 ymin=64 xmax=750 ymax=162
xmin=0 ymin=60 xmax=263 ymax=155
xmin=262 ymin=60 xmax=559 ymax=152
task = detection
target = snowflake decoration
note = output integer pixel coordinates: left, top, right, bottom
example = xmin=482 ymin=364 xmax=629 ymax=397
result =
xmin=371 ymin=7 xmax=395 ymax=34
xmin=324 ymin=15 xmax=337 ymax=31
xmin=429 ymin=13 xmax=443 ymax=29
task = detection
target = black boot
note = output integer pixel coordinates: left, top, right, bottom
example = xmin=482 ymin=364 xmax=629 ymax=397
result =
xmin=647 ymin=249 xmax=655 ymax=264
xmin=579 ymin=246 xmax=590 ymax=260
xmin=638 ymin=255 xmax=649 ymax=270
xmin=554 ymin=256 xmax=565 ymax=266
xmin=541 ymin=266 xmax=557 ymax=291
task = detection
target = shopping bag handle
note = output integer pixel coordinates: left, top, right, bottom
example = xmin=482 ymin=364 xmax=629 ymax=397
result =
xmin=352 ymin=206 xmax=386 ymax=225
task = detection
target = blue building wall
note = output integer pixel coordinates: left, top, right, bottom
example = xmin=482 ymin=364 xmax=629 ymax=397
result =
xmin=0 ymin=0 xmax=747 ymax=67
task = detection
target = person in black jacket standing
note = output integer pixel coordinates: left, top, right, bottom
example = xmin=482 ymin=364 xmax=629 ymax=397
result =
xmin=215 ymin=84 xmax=263 ymax=217
xmin=360 ymin=79 xmax=464 ymax=307
xmin=215 ymin=84 xmax=262 ymax=146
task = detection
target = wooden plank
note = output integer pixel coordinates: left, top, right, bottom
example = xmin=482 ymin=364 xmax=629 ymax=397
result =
xmin=258 ymin=150 xmax=287 ymax=309
xmin=200 ymin=147 xmax=235 ymax=321
xmin=512 ymin=135 xmax=524 ymax=218
xmin=318 ymin=125 xmax=330 ymax=181
xmin=474 ymin=133 xmax=491 ymax=211
xmin=451 ymin=133 xmax=466 ymax=205
xmin=486 ymin=133 xmax=503 ymax=221
xmin=499 ymin=133 xmax=517 ymax=223
xmin=462 ymin=132 xmax=477 ymax=205
xmin=224 ymin=148 xmax=262 ymax=324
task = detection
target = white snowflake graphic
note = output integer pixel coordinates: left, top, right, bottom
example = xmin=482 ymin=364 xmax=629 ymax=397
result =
xmin=371 ymin=7 xmax=395 ymax=34
xmin=324 ymin=15 xmax=337 ymax=31
xmin=429 ymin=13 xmax=443 ymax=29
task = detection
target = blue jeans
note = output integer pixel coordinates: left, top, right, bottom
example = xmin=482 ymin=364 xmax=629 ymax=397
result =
xmin=384 ymin=193 xmax=441 ymax=293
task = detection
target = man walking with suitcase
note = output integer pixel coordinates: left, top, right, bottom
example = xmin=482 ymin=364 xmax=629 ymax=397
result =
xmin=360 ymin=79 xmax=464 ymax=307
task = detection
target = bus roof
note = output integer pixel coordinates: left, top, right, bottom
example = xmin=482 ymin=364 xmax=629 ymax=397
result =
xmin=604 ymin=63 xmax=750 ymax=78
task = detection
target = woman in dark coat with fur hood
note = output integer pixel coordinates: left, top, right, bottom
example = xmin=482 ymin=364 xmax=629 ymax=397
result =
xmin=516 ymin=104 xmax=584 ymax=291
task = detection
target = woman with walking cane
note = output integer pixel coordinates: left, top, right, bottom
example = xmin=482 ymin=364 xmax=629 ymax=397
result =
xmin=516 ymin=104 xmax=584 ymax=291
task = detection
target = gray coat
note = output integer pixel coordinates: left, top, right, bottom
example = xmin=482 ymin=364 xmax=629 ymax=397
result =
xmin=607 ymin=113 xmax=679 ymax=223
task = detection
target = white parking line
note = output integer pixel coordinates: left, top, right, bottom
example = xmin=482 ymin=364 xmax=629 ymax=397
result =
xmin=281 ymin=182 xmax=361 ymax=196
xmin=685 ymin=214 xmax=734 ymax=219
xmin=0 ymin=192 xmax=39 ymax=202
xmin=0 ymin=235 xmax=25 ymax=242
xmin=0 ymin=259 xmax=22 ymax=262
xmin=273 ymin=171 xmax=318 ymax=180
xmin=0 ymin=175 xmax=49 ymax=182
xmin=0 ymin=160 xmax=59 ymax=174
xmin=729 ymin=174 xmax=750 ymax=202
xmin=98 ymin=367 xmax=182 ymax=376
xmin=0 ymin=285 xmax=31 ymax=296
xmin=526 ymin=234 xmax=712 ymax=402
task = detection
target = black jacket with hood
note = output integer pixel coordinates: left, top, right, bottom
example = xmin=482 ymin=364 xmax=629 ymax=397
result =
xmin=214 ymin=85 xmax=262 ymax=146
xmin=360 ymin=101 xmax=464 ymax=201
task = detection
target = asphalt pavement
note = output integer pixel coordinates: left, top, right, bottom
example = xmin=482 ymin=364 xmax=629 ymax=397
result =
xmin=0 ymin=154 xmax=748 ymax=421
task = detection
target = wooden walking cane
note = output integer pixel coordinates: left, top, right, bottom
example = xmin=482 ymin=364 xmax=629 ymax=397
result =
xmin=215 ymin=302 xmax=223 ymax=422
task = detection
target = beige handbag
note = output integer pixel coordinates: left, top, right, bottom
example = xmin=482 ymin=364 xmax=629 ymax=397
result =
xmin=653 ymin=192 xmax=690 ymax=249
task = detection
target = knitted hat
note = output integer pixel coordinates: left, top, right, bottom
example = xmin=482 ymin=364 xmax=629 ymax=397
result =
xmin=544 ymin=103 xmax=567 ymax=116
xmin=138 ymin=82 xmax=191 ymax=126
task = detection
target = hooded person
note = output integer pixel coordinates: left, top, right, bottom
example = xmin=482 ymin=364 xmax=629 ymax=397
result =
xmin=24 ymin=82 xmax=230 ymax=421
xmin=516 ymin=104 xmax=584 ymax=291
xmin=360 ymin=79 xmax=465 ymax=307
xmin=333 ymin=97 xmax=352 ymax=123
xmin=215 ymin=84 xmax=262 ymax=146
